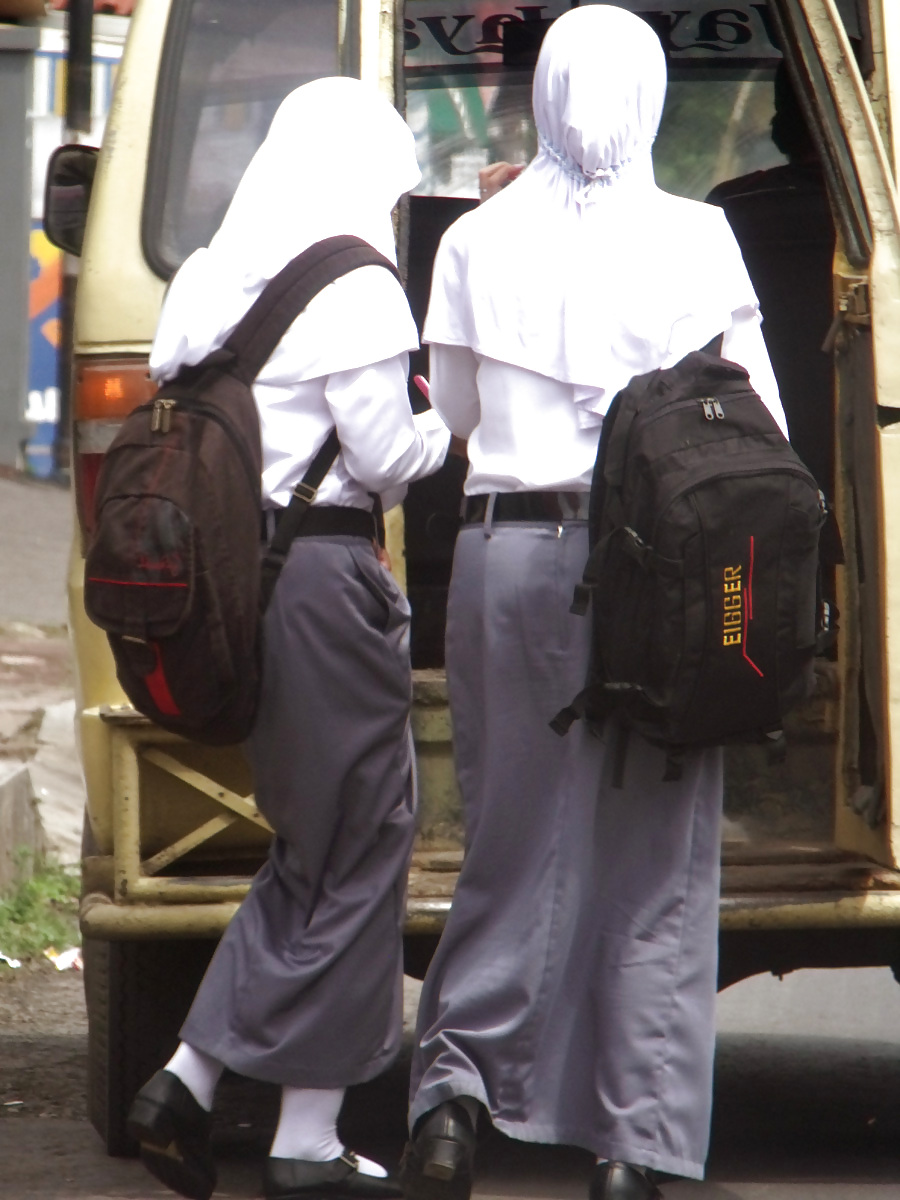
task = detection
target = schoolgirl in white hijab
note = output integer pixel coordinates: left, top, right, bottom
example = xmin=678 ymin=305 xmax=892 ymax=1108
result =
xmin=129 ymin=78 xmax=449 ymax=1200
xmin=152 ymin=75 xmax=447 ymax=514
xmin=424 ymin=4 xmax=785 ymax=494
xmin=403 ymin=9 xmax=787 ymax=1200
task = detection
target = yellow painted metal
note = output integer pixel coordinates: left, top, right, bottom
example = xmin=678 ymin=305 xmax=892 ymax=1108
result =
xmin=790 ymin=2 xmax=900 ymax=867
xmin=101 ymin=670 xmax=454 ymax=908
xmin=124 ymin=877 xmax=253 ymax=902
xmin=719 ymin=890 xmax=900 ymax=929
xmin=879 ymin=1 xmax=900 ymax=174
xmin=70 ymin=523 xmax=126 ymax=851
xmin=861 ymin=4 xmax=892 ymax=165
xmin=74 ymin=0 xmax=168 ymax=351
xmin=829 ymin=249 xmax=885 ymax=862
xmin=79 ymin=887 xmax=900 ymax=941
xmin=411 ymin=672 xmax=462 ymax=846
xmin=141 ymin=815 xmax=238 ymax=877
xmin=78 ymin=709 xmax=118 ymax=854
xmin=384 ymin=505 xmax=407 ymax=593
xmin=69 ymin=559 xmax=124 ymax=712
xmin=108 ymin=723 xmax=262 ymax=900
xmin=111 ymin=727 xmax=142 ymax=900
xmin=800 ymin=3 xmax=900 ymax=401
xmin=877 ymin=421 xmax=900 ymax=865
xmin=360 ymin=0 xmax=408 ymax=577
xmin=140 ymin=749 xmax=270 ymax=831
xmin=359 ymin=0 xmax=397 ymax=96
xmin=80 ymin=896 xmax=242 ymax=940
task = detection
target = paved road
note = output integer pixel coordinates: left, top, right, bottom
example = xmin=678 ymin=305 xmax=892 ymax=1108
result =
xmin=0 ymin=473 xmax=70 ymax=630
xmin=0 ymin=966 xmax=898 ymax=1199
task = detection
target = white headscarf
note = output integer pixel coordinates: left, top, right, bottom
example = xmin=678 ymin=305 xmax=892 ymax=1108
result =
xmin=151 ymin=77 xmax=421 ymax=382
xmin=423 ymin=5 xmax=760 ymax=425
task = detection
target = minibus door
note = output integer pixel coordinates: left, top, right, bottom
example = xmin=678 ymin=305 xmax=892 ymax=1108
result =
xmin=777 ymin=0 xmax=900 ymax=869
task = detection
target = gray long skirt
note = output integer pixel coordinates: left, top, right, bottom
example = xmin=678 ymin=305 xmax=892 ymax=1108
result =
xmin=181 ymin=535 xmax=416 ymax=1089
xmin=409 ymin=521 xmax=722 ymax=1180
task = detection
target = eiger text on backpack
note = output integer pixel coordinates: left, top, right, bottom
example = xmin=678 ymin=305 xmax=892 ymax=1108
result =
xmin=83 ymin=236 xmax=399 ymax=745
xmin=551 ymin=342 xmax=829 ymax=778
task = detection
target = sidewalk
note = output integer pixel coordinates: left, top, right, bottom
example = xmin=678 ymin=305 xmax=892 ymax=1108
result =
xmin=0 ymin=474 xmax=83 ymax=880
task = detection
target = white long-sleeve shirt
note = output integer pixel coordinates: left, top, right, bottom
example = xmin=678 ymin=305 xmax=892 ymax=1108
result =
xmin=247 ymin=269 xmax=450 ymax=510
xmin=428 ymin=305 xmax=787 ymax=495
xmin=257 ymin=353 xmax=449 ymax=511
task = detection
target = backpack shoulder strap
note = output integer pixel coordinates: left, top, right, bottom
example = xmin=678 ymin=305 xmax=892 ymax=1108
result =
xmin=258 ymin=428 xmax=342 ymax=611
xmin=225 ymin=235 xmax=401 ymax=383
xmin=601 ymin=370 xmax=662 ymax=488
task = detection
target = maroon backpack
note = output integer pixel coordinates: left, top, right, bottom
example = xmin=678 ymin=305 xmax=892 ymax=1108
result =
xmin=84 ymin=236 xmax=399 ymax=744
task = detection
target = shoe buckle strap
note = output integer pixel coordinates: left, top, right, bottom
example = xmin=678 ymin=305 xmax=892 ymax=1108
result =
xmin=339 ymin=1151 xmax=360 ymax=1170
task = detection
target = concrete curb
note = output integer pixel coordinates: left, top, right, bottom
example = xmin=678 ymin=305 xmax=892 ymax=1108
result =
xmin=0 ymin=760 xmax=47 ymax=890
xmin=32 ymin=699 xmax=85 ymax=866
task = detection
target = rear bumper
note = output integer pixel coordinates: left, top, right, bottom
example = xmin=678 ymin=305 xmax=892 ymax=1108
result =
xmin=80 ymin=885 xmax=900 ymax=941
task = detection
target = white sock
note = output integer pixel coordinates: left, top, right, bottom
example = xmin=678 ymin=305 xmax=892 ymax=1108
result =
xmin=269 ymin=1087 xmax=387 ymax=1177
xmin=165 ymin=1042 xmax=223 ymax=1112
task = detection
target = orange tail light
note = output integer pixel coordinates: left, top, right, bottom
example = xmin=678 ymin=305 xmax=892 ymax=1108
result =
xmin=73 ymin=355 xmax=156 ymax=543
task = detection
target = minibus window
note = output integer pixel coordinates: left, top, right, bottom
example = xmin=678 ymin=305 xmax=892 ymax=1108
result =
xmin=144 ymin=0 xmax=348 ymax=278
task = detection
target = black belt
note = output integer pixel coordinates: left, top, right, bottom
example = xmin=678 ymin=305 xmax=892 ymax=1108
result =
xmin=261 ymin=504 xmax=376 ymax=542
xmin=464 ymin=491 xmax=590 ymax=524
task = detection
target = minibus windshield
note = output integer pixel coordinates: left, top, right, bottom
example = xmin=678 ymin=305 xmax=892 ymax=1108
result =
xmin=405 ymin=1 xmax=786 ymax=201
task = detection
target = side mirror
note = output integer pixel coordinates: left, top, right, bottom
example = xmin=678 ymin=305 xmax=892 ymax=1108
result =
xmin=43 ymin=144 xmax=100 ymax=257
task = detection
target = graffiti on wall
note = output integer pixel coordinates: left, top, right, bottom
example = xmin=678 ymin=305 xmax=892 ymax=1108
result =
xmin=26 ymin=225 xmax=63 ymax=478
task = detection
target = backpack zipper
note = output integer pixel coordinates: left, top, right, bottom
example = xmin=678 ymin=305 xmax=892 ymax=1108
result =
xmin=699 ymin=398 xmax=726 ymax=420
xmin=134 ymin=395 xmax=260 ymax=497
xmin=613 ymin=392 xmax=733 ymax=484
xmin=150 ymin=398 xmax=176 ymax=433
xmin=643 ymin=391 xmax=745 ymax=427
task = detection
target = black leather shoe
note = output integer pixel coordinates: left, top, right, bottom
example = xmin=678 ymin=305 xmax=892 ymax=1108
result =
xmin=398 ymin=1100 xmax=477 ymax=1200
xmin=126 ymin=1069 xmax=216 ymax=1200
xmin=589 ymin=1161 xmax=662 ymax=1200
xmin=264 ymin=1151 xmax=403 ymax=1199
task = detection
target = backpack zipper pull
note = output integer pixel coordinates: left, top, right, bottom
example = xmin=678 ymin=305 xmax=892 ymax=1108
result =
xmin=151 ymin=398 xmax=176 ymax=433
xmin=701 ymin=399 xmax=715 ymax=421
xmin=713 ymin=400 xmax=725 ymax=419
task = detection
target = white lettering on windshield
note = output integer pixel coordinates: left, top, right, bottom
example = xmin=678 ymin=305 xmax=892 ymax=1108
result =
xmin=403 ymin=2 xmax=781 ymax=73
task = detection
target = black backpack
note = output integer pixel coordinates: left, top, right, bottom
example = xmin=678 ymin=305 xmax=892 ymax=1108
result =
xmin=551 ymin=341 xmax=832 ymax=780
xmin=84 ymin=235 xmax=398 ymax=745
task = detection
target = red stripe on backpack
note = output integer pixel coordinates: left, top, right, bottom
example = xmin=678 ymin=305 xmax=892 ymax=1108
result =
xmin=144 ymin=642 xmax=181 ymax=716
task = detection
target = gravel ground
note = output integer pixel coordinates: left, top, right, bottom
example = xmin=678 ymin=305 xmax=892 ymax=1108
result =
xmin=0 ymin=963 xmax=88 ymax=1124
xmin=0 ymin=960 xmax=416 ymax=1199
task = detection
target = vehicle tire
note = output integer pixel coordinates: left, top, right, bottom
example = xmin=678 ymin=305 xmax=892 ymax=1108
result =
xmin=83 ymin=936 xmax=215 ymax=1156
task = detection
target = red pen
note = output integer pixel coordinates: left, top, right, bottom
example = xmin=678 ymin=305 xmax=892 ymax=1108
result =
xmin=413 ymin=375 xmax=430 ymax=401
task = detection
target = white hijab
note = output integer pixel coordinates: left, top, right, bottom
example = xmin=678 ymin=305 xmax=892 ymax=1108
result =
xmin=423 ymin=5 xmax=760 ymax=424
xmin=150 ymin=77 xmax=421 ymax=382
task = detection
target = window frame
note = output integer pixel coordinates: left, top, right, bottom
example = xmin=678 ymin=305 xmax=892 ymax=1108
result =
xmin=141 ymin=0 xmax=359 ymax=280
